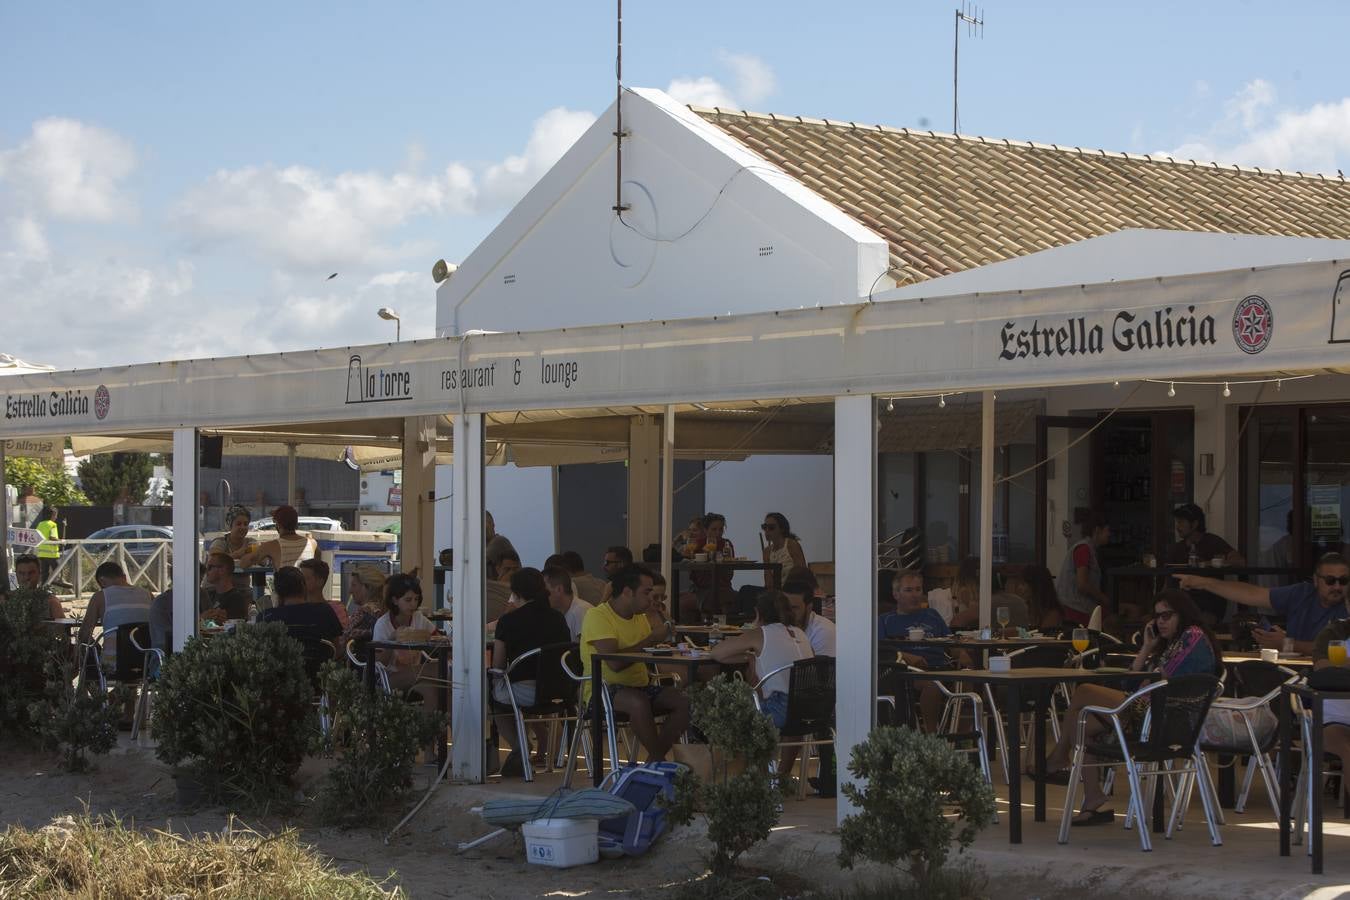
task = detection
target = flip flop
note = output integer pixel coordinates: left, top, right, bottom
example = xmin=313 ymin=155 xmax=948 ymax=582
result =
xmin=1071 ymin=806 xmax=1115 ymax=826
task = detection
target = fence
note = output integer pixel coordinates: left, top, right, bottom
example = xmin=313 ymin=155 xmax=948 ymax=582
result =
xmin=26 ymin=539 xmax=173 ymax=600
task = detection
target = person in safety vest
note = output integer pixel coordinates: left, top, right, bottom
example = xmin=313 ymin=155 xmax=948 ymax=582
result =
xmin=32 ymin=506 xmax=61 ymax=585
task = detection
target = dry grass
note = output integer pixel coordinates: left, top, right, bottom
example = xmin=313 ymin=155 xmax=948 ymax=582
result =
xmin=0 ymin=813 xmax=403 ymax=899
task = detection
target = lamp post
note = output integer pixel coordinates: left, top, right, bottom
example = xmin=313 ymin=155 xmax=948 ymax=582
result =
xmin=377 ymin=307 xmax=401 ymax=341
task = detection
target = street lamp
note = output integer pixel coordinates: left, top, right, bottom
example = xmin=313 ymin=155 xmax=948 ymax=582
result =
xmin=377 ymin=307 xmax=401 ymax=341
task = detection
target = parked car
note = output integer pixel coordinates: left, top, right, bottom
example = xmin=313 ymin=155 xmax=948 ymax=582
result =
xmin=249 ymin=516 xmax=346 ymax=533
xmin=83 ymin=525 xmax=174 ymax=564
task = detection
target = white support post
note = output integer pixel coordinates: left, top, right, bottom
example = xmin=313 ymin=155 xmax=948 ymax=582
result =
xmin=627 ymin=415 xmax=661 ymax=554
xmin=171 ymin=428 xmax=200 ymax=652
xmin=286 ymin=443 xmax=297 ymax=506
xmin=833 ymin=394 xmax=876 ymax=824
xmin=401 ymin=416 xmax=437 ymax=604
xmin=0 ymin=442 xmax=8 ymax=588
xmin=979 ymin=390 xmax=995 ymax=629
xmin=660 ymin=406 xmax=675 ymax=589
xmin=450 ymin=412 xmax=486 ymax=783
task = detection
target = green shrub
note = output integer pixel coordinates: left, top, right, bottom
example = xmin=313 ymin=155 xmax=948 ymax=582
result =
xmin=314 ymin=662 xmax=445 ymax=825
xmin=669 ymin=675 xmax=781 ymax=876
xmin=838 ymin=726 xmax=996 ymax=887
xmin=0 ymin=588 xmax=59 ymax=734
xmin=27 ymin=656 xmax=123 ymax=772
xmin=152 ymin=622 xmax=317 ymax=805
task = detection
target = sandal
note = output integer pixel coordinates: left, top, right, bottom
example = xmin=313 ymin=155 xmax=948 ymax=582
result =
xmin=1071 ymin=804 xmax=1115 ymax=826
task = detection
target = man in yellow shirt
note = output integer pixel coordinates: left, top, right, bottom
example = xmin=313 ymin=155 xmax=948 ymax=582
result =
xmin=580 ymin=564 xmax=690 ymax=762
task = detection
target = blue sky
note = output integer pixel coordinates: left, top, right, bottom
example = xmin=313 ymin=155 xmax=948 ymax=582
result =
xmin=3 ymin=1 xmax=1349 ymax=368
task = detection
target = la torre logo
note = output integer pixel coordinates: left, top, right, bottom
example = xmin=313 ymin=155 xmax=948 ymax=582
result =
xmin=345 ymin=355 xmax=413 ymax=404
xmin=997 ymin=297 xmax=1273 ymax=362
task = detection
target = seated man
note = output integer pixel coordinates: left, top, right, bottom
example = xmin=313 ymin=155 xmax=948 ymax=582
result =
xmin=1178 ymin=551 xmax=1349 ymax=654
xmin=299 ymin=557 xmax=347 ymax=629
xmin=486 ymin=549 xmax=520 ymax=623
xmin=260 ymin=565 xmax=343 ymax=645
xmin=580 ymin=564 xmax=690 ymax=762
xmin=203 ymin=552 xmax=252 ymax=620
xmin=13 ymin=553 xmax=65 ymax=619
xmin=1167 ymin=503 xmax=1244 ymax=566
xmin=783 ymin=579 xmax=835 ymax=656
xmin=561 ymin=550 xmax=606 ymax=606
xmin=543 ymin=565 xmax=593 ymax=641
xmin=878 ymin=569 xmax=957 ymax=732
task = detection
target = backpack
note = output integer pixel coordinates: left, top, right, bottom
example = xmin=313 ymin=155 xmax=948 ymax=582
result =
xmin=597 ymin=762 xmax=685 ymax=858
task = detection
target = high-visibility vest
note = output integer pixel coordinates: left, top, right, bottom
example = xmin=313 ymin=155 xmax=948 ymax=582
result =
xmin=35 ymin=519 xmax=60 ymax=559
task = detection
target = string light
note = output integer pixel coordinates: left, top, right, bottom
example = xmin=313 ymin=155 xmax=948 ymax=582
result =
xmin=938 ymin=394 xmax=946 ymax=408
xmin=1222 ymin=383 xmax=1231 ymax=398
xmin=886 ymin=398 xmax=895 ymax=413
xmin=1168 ymin=382 xmax=1176 ymax=398
xmin=1112 ymin=380 xmax=1120 ymax=388
xmin=1146 ymin=374 xmax=1314 ymax=393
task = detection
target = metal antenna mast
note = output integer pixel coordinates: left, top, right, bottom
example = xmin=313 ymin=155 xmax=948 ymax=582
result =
xmin=953 ymin=2 xmax=984 ymax=134
xmin=613 ymin=0 xmax=629 ymax=213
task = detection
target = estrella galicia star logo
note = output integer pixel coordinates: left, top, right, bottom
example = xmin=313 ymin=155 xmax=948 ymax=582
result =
xmin=1232 ymin=295 xmax=1273 ymax=354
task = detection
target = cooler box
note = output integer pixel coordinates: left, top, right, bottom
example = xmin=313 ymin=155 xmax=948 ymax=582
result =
xmin=521 ymin=818 xmax=599 ymax=868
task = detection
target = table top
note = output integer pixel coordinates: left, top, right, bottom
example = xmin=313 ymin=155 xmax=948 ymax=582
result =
xmin=675 ymin=559 xmax=779 ymax=571
xmin=881 ymin=636 xmax=1074 ymax=650
xmin=1223 ymin=652 xmax=1315 ymax=667
xmin=592 ymin=649 xmax=721 ymax=667
xmin=368 ymin=638 xmax=452 ymax=653
xmin=878 ymin=664 xmax=1153 ymax=685
xmin=1108 ymin=564 xmax=1303 ymax=577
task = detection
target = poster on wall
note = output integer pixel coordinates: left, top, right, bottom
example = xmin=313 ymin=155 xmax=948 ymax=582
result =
xmin=1309 ymin=484 xmax=1343 ymax=541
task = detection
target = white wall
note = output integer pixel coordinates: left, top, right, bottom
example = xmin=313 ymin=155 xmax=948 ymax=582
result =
xmin=703 ymin=455 xmax=834 ymax=588
xmin=436 ymin=88 xmax=889 ymax=337
xmin=433 ymin=464 xmax=556 ymax=571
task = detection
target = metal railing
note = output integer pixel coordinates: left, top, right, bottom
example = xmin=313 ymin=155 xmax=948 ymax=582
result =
xmin=878 ymin=527 xmax=924 ymax=571
xmin=36 ymin=539 xmax=172 ymax=600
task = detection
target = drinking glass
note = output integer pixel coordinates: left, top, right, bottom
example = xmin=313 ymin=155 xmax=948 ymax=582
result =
xmin=1330 ymin=640 xmax=1348 ymax=667
xmin=1072 ymin=627 xmax=1090 ymax=659
xmin=996 ymin=606 xmax=1010 ymax=632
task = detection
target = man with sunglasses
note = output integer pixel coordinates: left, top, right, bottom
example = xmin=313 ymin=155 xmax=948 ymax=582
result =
xmin=1177 ymin=551 xmax=1350 ymax=654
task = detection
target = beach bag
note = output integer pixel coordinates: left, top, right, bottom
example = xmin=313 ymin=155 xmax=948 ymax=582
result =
xmin=1200 ymin=705 xmax=1277 ymax=750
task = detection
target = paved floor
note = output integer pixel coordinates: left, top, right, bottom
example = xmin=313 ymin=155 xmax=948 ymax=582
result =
xmin=460 ymin=755 xmax=1350 ymax=899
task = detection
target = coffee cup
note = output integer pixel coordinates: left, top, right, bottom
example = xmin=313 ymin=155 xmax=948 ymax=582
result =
xmin=1260 ymin=648 xmax=1279 ymax=664
xmin=1211 ymin=556 xmax=1226 ymax=568
xmin=694 ymin=552 xmax=708 ymax=562
xmin=908 ymin=627 xmax=926 ymax=641
xmin=989 ymin=655 xmax=1012 ymax=673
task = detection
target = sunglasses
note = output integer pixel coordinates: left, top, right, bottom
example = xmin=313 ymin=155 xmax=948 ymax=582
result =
xmin=761 ymin=523 xmax=778 ymax=531
xmin=1154 ymin=610 xmax=1177 ymax=621
xmin=1321 ymin=575 xmax=1350 ymax=587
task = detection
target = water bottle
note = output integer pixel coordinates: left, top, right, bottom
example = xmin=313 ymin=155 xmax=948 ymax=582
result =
xmin=1187 ymin=546 xmax=1198 ymax=568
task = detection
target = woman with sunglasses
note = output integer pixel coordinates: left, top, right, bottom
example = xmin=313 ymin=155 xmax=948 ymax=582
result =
xmin=760 ymin=512 xmax=806 ymax=588
xmin=1032 ymin=588 xmax=1220 ymax=825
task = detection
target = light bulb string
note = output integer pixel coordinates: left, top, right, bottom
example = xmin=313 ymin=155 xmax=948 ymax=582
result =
xmin=995 ymin=381 xmax=1146 ymax=486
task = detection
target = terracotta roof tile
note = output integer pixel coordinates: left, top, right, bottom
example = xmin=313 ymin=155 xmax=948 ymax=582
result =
xmin=693 ymin=106 xmax=1350 ymax=284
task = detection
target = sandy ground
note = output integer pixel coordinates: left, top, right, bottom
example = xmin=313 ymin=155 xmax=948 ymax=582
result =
xmin=4 ymin=735 xmax=1350 ymax=899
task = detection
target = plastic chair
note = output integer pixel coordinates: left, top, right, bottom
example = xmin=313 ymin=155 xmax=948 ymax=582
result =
xmin=487 ymin=641 xmax=579 ymax=782
xmin=346 ymin=641 xmax=392 ymax=694
xmin=128 ymin=628 xmax=165 ymax=740
xmin=1057 ymin=673 xmax=1223 ymax=851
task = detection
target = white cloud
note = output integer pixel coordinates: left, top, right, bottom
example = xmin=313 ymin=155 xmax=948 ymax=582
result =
xmin=665 ymin=52 xmax=777 ymax=110
xmin=480 ymin=107 xmax=596 ymax=210
xmin=174 ymin=162 xmax=476 ymax=271
xmin=1164 ymin=79 xmax=1350 ymax=174
xmin=0 ymin=117 xmax=136 ymax=221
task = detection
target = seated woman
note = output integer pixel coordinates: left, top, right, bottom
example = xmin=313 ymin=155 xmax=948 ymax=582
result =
xmin=371 ymin=573 xmax=434 ymax=693
xmin=253 ymin=505 xmax=316 ymax=570
xmin=948 ymin=556 xmax=981 ymax=629
xmin=1011 ymin=564 xmax=1063 ymax=631
xmin=339 ymin=564 xmax=386 ymax=654
xmin=760 ymin=513 xmax=807 ymax=586
xmin=679 ymin=513 xmax=738 ymax=621
xmin=489 ymin=567 xmax=571 ymax=776
xmin=1036 ymin=588 xmax=1220 ymax=825
xmin=710 ymin=589 xmax=814 ymax=776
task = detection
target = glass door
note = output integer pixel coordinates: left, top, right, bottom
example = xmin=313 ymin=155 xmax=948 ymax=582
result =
xmin=1304 ymin=407 xmax=1350 ymax=565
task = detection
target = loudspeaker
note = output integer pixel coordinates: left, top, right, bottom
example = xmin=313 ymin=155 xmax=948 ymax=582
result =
xmin=200 ymin=435 xmax=224 ymax=469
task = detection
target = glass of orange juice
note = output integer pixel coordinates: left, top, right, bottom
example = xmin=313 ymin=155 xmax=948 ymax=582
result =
xmin=1072 ymin=628 xmax=1090 ymax=665
xmin=1329 ymin=640 xmax=1348 ymax=667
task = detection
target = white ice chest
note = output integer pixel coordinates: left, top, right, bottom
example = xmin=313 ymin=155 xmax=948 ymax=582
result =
xmin=521 ymin=817 xmax=599 ymax=868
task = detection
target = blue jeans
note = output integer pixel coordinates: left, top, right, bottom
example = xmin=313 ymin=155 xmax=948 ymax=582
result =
xmin=761 ymin=690 xmax=789 ymax=728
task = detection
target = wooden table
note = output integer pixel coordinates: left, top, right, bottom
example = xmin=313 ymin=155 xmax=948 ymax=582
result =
xmin=672 ymin=560 xmax=782 ymax=623
xmin=366 ymin=639 xmax=452 ymax=771
xmin=588 ymin=649 xmax=724 ymax=786
xmin=1223 ymin=652 xmax=1314 ymax=668
xmin=1278 ymin=682 xmax=1350 ymax=874
xmin=878 ymin=664 xmax=1153 ymax=844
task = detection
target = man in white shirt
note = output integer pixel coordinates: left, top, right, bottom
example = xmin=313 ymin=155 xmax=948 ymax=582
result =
xmin=543 ymin=565 xmax=593 ymax=641
xmin=561 ymin=550 xmax=607 ymax=606
xmin=783 ymin=579 xmax=835 ymax=656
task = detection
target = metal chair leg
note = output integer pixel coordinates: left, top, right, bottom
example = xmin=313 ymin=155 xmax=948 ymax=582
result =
xmin=1193 ymin=752 xmax=1224 ymax=846
xmin=1125 ymin=759 xmax=1153 ymax=852
xmin=1057 ymin=744 xmax=1086 ymax=844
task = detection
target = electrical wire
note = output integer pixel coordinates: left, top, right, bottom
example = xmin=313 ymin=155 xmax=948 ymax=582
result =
xmin=994 ymin=381 xmax=1146 ymax=486
xmin=672 ymin=401 xmax=789 ymax=495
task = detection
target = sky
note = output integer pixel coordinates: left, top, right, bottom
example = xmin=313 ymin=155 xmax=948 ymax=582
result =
xmin=4 ymin=1 xmax=1350 ymax=370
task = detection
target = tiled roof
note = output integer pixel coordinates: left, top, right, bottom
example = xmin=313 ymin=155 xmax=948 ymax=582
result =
xmin=691 ymin=106 xmax=1350 ymax=286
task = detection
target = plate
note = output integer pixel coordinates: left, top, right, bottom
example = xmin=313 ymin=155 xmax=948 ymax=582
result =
xmin=643 ymin=647 xmax=673 ymax=656
xmin=1093 ymin=666 xmax=1131 ymax=674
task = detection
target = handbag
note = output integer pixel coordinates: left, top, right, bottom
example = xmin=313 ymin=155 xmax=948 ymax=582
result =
xmin=1201 ymin=704 xmax=1277 ymax=750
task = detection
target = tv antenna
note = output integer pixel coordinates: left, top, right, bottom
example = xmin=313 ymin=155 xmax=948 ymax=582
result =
xmin=953 ymin=2 xmax=985 ymax=134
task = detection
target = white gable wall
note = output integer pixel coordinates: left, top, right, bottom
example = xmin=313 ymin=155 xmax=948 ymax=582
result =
xmin=437 ymin=88 xmax=890 ymax=336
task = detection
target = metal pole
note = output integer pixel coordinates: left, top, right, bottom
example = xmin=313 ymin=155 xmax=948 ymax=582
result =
xmin=979 ymin=390 xmax=995 ymax=629
xmin=286 ymin=443 xmax=297 ymax=505
xmin=953 ymin=8 xmax=959 ymax=134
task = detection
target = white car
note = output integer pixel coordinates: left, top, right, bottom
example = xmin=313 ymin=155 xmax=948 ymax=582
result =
xmin=250 ymin=516 xmax=345 ymax=533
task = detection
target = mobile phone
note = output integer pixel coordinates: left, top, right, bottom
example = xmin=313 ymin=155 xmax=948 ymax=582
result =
xmin=1259 ymin=615 xmax=1273 ymax=631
